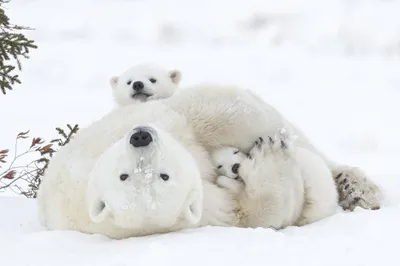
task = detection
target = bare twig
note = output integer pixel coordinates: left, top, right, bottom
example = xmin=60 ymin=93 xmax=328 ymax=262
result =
xmin=0 ymin=124 xmax=79 ymax=198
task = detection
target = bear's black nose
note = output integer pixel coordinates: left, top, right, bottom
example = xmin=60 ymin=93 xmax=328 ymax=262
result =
xmin=130 ymin=130 xmax=153 ymax=147
xmin=232 ymin=163 xmax=240 ymax=174
xmin=133 ymin=81 xmax=144 ymax=91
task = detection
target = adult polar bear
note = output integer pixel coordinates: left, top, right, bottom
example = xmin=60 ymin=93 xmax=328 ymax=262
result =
xmin=109 ymin=63 xmax=380 ymax=211
xmin=37 ymin=84 xmax=382 ymax=239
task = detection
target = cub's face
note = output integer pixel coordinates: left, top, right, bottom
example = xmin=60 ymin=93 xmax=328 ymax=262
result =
xmin=87 ymin=124 xmax=202 ymax=233
xmin=110 ymin=63 xmax=181 ymax=107
xmin=211 ymin=147 xmax=248 ymax=180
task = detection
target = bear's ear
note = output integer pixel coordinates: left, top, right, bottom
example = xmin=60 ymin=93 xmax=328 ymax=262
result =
xmin=88 ymin=197 xmax=112 ymax=223
xmin=183 ymin=188 xmax=203 ymax=225
xmin=169 ymin=70 xmax=181 ymax=85
xmin=110 ymin=76 xmax=119 ymax=90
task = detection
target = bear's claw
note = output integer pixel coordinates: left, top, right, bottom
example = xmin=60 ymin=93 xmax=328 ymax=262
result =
xmin=249 ymin=133 xmax=293 ymax=161
xmin=254 ymin=137 xmax=264 ymax=148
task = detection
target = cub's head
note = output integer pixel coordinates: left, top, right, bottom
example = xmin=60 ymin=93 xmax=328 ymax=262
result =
xmin=110 ymin=63 xmax=181 ymax=107
xmin=86 ymin=124 xmax=202 ymax=235
xmin=211 ymin=147 xmax=248 ymax=180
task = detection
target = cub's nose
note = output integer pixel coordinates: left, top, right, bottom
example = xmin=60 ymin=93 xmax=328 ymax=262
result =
xmin=133 ymin=81 xmax=144 ymax=91
xmin=130 ymin=130 xmax=153 ymax=147
xmin=232 ymin=163 xmax=240 ymax=174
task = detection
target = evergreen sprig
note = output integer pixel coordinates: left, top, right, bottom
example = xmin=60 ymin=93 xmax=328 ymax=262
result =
xmin=0 ymin=0 xmax=37 ymax=94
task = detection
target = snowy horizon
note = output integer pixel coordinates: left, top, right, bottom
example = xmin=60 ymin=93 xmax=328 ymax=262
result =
xmin=0 ymin=0 xmax=399 ymax=265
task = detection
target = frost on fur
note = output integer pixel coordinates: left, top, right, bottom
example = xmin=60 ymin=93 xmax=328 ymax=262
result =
xmin=110 ymin=63 xmax=181 ymax=107
xmin=86 ymin=125 xmax=203 ymax=231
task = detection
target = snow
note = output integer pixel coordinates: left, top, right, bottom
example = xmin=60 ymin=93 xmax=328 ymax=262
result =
xmin=0 ymin=0 xmax=400 ymax=265
xmin=1 ymin=196 xmax=399 ymax=266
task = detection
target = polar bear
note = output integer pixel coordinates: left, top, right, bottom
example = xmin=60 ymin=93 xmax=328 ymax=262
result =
xmin=212 ymin=146 xmax=248 ymax=183
xmin=110 ymin=65 xmax=381 ymax=211
xmin=212 ymin=133 xmax=339 ymax=229
xmin=37 ymin=84 xmax=382 ymax=239
xmin=167 ymin=86 xmax=382 ymax=212
xmin=109 ymin=63 xmax=181 ymax=107
xmin=85 ymin=124 xmax=240 ymax=238
xmin=37 ymin=99 xmax=240 ymax=239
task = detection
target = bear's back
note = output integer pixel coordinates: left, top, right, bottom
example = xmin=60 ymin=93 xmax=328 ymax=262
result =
xmin=164 ymin=84 xmax=290 ymax=153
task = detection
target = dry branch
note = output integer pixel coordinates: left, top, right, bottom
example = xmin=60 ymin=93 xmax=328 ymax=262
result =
xmin=0 ymin=124 xmax=79 ymax=198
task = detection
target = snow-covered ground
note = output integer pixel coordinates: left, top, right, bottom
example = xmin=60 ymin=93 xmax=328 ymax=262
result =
xmin=1 ymin=0 xmax=400 ymax=265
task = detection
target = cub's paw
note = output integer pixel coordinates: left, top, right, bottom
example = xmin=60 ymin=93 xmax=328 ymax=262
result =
xmin=333 ymin=167 xmax=382 ymax=211
xmin=216 ymin=175 xmax=244 ymax=194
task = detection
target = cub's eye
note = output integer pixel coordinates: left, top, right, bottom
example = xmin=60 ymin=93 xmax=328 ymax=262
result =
xmin=149 ymin=78 xmax=157 ymax=84
xmin=234 ymin=150 xmax=240 ymax=154
xmin=160 ymin=173 xmax=169 ymax=181
xmin=127 ymin=80 xmax=132 ymax=85
xmin=217 ymin=165 xmax=222 ymax=169
xmin=120 ymin=173 xmax=129 ymax=181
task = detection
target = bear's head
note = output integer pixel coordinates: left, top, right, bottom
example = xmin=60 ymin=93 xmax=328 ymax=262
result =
xmin=110 ymin=63 xmax=181 ymax=107
xmin=86 ymin=123 xmax=203 ymax=234
xmin=211 ymin=146 xmax=248 ymax=180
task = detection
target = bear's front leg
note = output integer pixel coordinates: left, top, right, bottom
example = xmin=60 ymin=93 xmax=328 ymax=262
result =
xmin=240 ymin=135 xmax=297 ymax=197
xmin=238 ymin=135 xmax=303 ymax=229
xmin=332 ymin=167 xmax=382 ymax=211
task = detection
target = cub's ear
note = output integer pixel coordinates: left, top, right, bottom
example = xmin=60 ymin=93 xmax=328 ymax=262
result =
xmin=110 ymin=76 xmax=119 ymax=89
xmin=169 ymin=70 xmax=181 ymax=85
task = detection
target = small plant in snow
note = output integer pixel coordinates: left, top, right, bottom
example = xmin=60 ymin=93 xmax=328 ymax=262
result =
xmin=0 ymin=124 xmax=79 ymax=198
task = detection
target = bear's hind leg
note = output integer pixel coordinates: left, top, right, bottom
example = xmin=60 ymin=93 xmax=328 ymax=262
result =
xmin=333 ymin=167 xmax=382 ymax=211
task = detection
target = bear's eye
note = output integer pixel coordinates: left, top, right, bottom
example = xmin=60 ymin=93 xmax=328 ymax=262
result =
xmin=149 ymin=77 xmax=157 ymax=84
xmin=120 ymin=173 xmax=129 ymax=181
xmin=234 ymin=150 xmax=240 ymax=154
xmin=160 ymin=173 xmax=169 ymax=181
xmin=127 ymin=80 xmax=132 ymax=85
xmin=217 ymin=165 xmax=222 ymax=169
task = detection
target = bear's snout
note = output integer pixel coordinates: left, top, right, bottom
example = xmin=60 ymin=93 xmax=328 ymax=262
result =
xmin=232 ymin=163 xmax=240 ymax=174
xmin=133 ymin=81 xmax=144 ymax=91
xmin=130 ymin=129 xmax=153 ymax=147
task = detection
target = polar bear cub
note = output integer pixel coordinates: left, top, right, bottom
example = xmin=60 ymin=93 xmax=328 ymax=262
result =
xmin=109 ymin=63 xmax=181 ymax=107
xmin=211 ymin=131 xmax=339 ymax=229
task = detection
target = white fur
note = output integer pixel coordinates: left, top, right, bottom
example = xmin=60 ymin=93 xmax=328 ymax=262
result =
xmin=37 ymin=84 xmax=381 ymax=239
xmin=294 ymin=147 xmax=340 ymax=226
xmin=212 ymin=135 xmax=339 ymax=229
xmin=236 ymin=136 xmax=305 ymax=229
xmin=110 ymin=63 xmax=181 ymax=107
xmin=37 ymin=99 xmax=238 ymax=239
xmin=86 ymin=125 xmax=204 ymax=233
xmin=211 ymin=146 xmax=247 ymax=180
xmin=167 ymin=85 xmax=382 ymax=211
